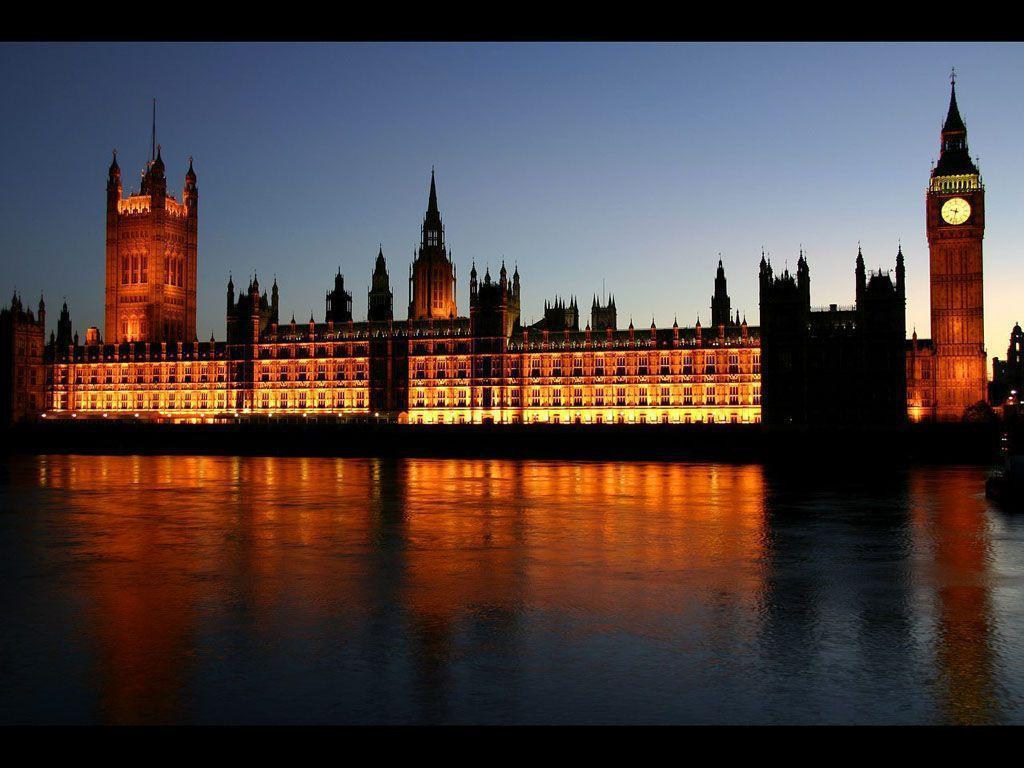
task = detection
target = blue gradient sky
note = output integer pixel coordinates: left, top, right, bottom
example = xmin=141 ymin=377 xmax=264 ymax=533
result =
xmin=1 ymin=42 xmax=1022 ymax=357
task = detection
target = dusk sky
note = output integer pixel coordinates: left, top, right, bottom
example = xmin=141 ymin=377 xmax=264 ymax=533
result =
xmin=1 ymin=42 xmax=1022 ymax=358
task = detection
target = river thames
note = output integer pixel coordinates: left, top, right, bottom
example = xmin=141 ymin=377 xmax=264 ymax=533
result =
xmin=1 ymin=455 xmax=1022 ymax=724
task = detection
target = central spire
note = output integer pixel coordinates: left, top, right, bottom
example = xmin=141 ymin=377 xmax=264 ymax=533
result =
xmin=421 ymin=168 xmax=444 ymax=251
xmin=427 ymin=166 xmax=438 ymax=215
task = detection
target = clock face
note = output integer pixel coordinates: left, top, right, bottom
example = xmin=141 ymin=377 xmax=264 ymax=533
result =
xmin=941 ymin=197 xmax=971 ymax=225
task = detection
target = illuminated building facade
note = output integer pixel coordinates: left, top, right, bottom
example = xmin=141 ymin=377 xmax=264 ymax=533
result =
xmin=34 ymin=169 xmax=762 ymax=425
xmin=2 ymin=77 xmax=995 ymax=428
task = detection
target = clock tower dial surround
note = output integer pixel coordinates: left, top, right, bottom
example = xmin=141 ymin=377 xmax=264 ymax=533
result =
xmin=926 ymin=74 xmax=987 ymax=420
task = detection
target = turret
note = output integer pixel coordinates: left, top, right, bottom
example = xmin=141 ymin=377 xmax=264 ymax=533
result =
xmin=56 ymin=301 xmax=72 ymax=348
xmin=326 ymin=268 xmax=353 ymax=323
xmin=758 ymin=251 xmax=772 ymax=297
xmin=797 ymin=252 xmax=810 ymax=309
xmin=855 ymin=244 xmax=866 ymax=305
xmin=368 ymin=246 xmax=393 ymax=322
xmin=895 ymin=242 xmax=905 ymax=297
xmin=711 ymin=257 xmax=731 ymax=327
xmin=183 ymin=156 xmax=198 ymax=215
xmin=107 ymin=150 xmax=122 ymax=209
xmin=143 ymin=144 xmax=167 ymax=200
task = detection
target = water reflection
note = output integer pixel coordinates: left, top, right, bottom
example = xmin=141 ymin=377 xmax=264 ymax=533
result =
xmin=0 ymin=455 xmax=1021 ymax=724
xmin=908 ymin=469 xmax=1000 ymax=724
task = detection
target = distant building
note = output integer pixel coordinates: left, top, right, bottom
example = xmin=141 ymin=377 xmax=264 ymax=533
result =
xmin=990 ymin=323 xmax=1024 ymax=405
xmin=0 ymin=293 xmax=46 ymax=424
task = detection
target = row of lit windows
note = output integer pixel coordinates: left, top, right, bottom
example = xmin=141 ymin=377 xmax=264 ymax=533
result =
xmin=412 ymin=411 xmax=761 ymax=425
xmin=256 ymin=361 xmax=366 ymax=382
xmin=60 ymin=363 xmax=228 ymax=385
xmin=410 ymin=384 xmax=761 ymax=409
xmin=255 ymin=391 xmax=367 ymax=410
xmin=70 ymin=391 xmax=229 ymax=411
xmin=409 ymin=352 xmax=760 ymax=379
xmin=257 ymin=344 xmax=369 ymax=358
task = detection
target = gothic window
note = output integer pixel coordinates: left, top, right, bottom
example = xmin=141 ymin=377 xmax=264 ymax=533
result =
xmin=122 ymin=257 xmax=129 ymax=285
xmin=131 ymin=255 xmax=139 ymax=283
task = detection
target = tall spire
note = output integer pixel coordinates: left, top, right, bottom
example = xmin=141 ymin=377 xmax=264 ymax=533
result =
xmin=934 ymin=69 xmax=977 ymax=177
xmin=943 ymin=68 xmax=966 ymax=134
xmin=427 ymin=166 xmax=438 ymax=215
xmin=420 ymin=167 xmax=444 ymax=252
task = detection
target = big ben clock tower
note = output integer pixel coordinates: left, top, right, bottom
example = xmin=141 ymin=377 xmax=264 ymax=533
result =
xmin=926 ymin=71 xmax=987 ymax=420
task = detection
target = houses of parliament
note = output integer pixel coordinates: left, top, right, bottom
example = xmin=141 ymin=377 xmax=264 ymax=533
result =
xmin=0 ymin=78 xmax=999 ymax=428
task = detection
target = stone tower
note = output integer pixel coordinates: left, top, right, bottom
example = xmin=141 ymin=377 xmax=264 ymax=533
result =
xmin=104 ymin=102 xmax=197 ymax=343
xmin=408 ymin=169 xmax=457 ymax=320
xmin=926 ymin=73 xmax=987 ymax=419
